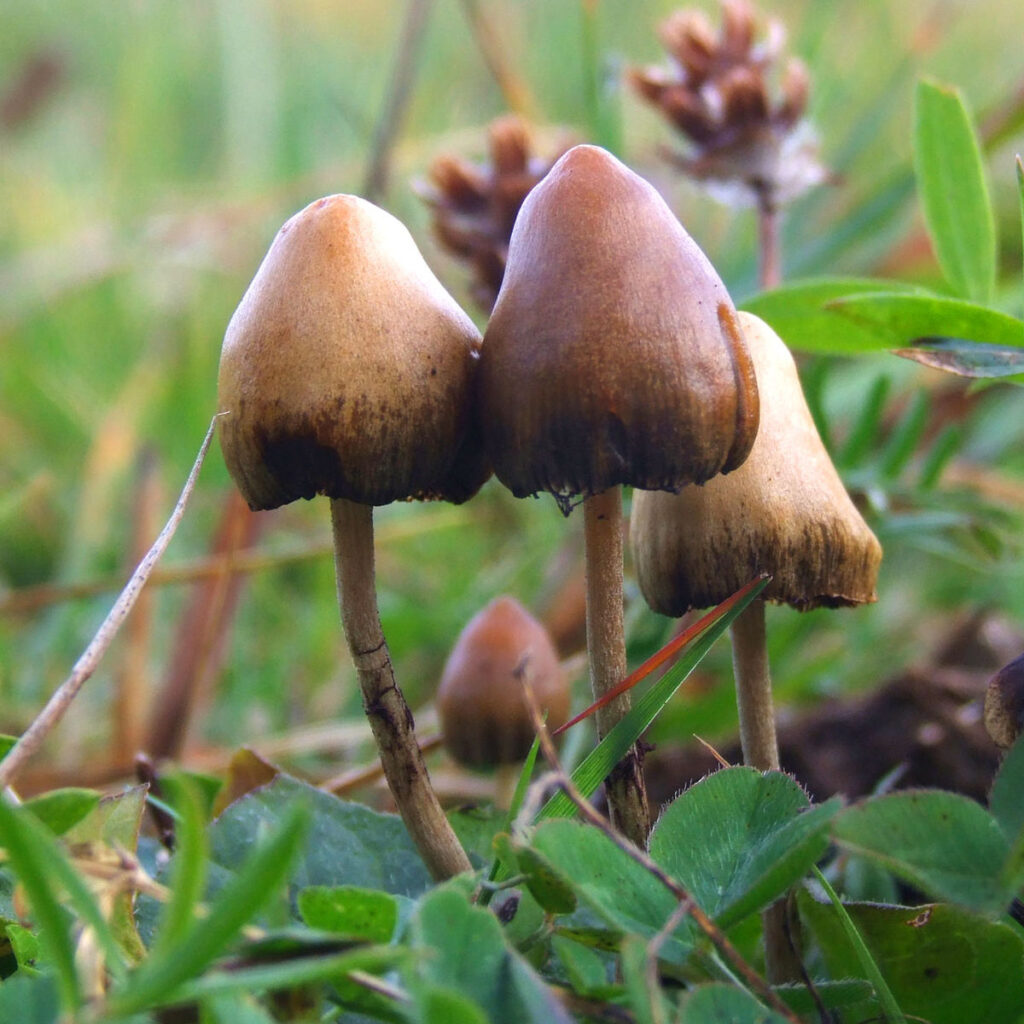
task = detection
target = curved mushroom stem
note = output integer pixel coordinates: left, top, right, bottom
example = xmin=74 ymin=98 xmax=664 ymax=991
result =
xmin=729 ymin=599 xmax=779 ymax=771
xmin=583 ymin=486 xmax=651 ymax=848
xmin=330 ymin=497 xmax=471 ymax=880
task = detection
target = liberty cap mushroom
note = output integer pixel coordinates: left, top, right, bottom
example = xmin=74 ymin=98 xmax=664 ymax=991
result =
xmin=437 ymin=596 xmax=569 ymax=802
xmin=479 ymin=144 xmax=759 ymax=845
xmin=218 ymin=194 xmax=489 ymax=880
xmin=631 ymin=311 xmax=882 ymax=772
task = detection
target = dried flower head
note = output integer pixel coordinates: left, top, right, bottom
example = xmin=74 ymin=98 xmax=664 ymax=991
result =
xmin=630 ymin=0 xmax=828 ymax=210
xmin=416 ymin=115 xmax=568 ymax=312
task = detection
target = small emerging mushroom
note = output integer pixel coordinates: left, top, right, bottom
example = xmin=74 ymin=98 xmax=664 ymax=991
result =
xmin=218 ymin=194 xmax=489 ymax=880
xmin=437 ymin=596 xmax=569 ymax=803
xmin=631 ymin=311 xmax=882 ymax=772
xmin=479 ymin=144 xmax=759 ymax=845
xmin=984 ymin=651 xmax=1024 ymax=749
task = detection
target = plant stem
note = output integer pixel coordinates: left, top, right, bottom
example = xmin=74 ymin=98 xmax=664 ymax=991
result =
xmin=330 ymin=497 xmax=471 ymax=880
xmin=729 ymin=600 xmax=779 ymax=772
xmin=756 ymin=193 xmax=781 ymax=290
xmin=583 ymin=486 xmax=651 ymax=847
xmin=730 ymin=600 xmax=801 ymax=983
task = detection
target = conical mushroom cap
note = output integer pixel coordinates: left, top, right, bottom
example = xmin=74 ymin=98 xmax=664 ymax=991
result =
xmin=631 ymin=312 xmax=881 ymax=614
xmin=437 ymin=596 xmax=569 ymax=768
xmin=218 ymin=194 xmax=489 ymax=510
xmin=478 ymin=144 xmax=758 ymax=509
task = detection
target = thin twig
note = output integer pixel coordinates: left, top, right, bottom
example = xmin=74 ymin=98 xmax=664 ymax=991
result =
xmin=458 ymin=0 xmax=535 ymax=116
xmin=0 ymin=416 xmax=221 ymax=789
xmin=519 ymin=678 xmax=800 ymax=1023
xmin=363 ymin=0 xmax=435 ymax=202
xmin=1 ymin=507 xmax=469 ymax=616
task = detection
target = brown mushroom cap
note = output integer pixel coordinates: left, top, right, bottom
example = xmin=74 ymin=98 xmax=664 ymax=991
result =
xmin=631 ymin=311 xmax=882 ymax=615
xmin=478 ymin=144 xmax=759 ymax=510
xmin=218 ymin=194 xmax=489 ymax=511
xmin=437 ymin=596 xmax=569 ymax=768
xmin=984 ymin=651 xmax=1024 ymax=748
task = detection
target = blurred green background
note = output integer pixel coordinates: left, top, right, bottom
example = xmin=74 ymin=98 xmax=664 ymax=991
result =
xmin=2 ymin=0 xmax=1023 ymax=789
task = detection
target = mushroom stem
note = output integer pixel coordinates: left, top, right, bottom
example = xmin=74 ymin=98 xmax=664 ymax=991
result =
xmin=583 ymin=486 xmax=651 ymax=848
xmin=728 ymin=599 xmax=780 ymax=771
xmin=756 ymin=191 xmax=781 ymax=291
xmin=330 ymin=497 xmax=471 ymax=880
xmin=730 ymin=598 xmax=800 ymax=983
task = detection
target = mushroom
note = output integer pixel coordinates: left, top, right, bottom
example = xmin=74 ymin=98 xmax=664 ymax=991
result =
xmin=631 ymin=311 xmax=882 ymax=773
xmin=436 ymin=596 xmax=569 ymax=803
xmin=218 ymin=194 xmax=489 ymax=880
xmin=479 ymin=144 xmax=759 ymax=845
xmin=984 ymin=651 xmax=1024 ymax=748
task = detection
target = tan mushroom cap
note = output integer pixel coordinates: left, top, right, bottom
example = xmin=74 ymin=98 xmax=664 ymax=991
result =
xmin=437 ymin=596 xmax=569 ymax=768
xmin=218 ymin=194 xmax=489 ymax=511
xmin=984 ymin=652 xmax=1024 ymax=748
xmin=478 ymin=144 xmax=759 ymax=511
xmin=631 ymin=311 xmax=882 ymax=615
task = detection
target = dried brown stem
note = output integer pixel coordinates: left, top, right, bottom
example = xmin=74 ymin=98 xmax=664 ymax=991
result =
xmin=519 ymin=677 xmax=799 ymax=1023
xmin=757 ymin=193 xmax=781 ymax=290
xmin=583 ymin=487 xmax=651 ymax=847
xmin=458 ymin=0 xmax=535 ymax=116
xmin=363 ymin=0 xmax=435 ymax=201
xmin=0 ymin=416 xmax=221 ymax=789
xmin=330 ymin=497 xmax=471 ymax=880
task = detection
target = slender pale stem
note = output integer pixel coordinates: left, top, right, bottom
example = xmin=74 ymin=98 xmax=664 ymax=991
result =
xmin=583 ymin=486 xmax=651 ymax=847
xmin=730 ymin=599 xmax=802 ymax=983
xmin=729 ymin=600 xmax=779 ymax=771
xmin=330 ymin=497 xmax=471 ymax=880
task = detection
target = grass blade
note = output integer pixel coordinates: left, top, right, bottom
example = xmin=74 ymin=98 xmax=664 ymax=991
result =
xmin=812 ymin=866 xmax=907 ymax=1024
xmin=914 ymin=79 xmax=996 ymax=303
xmin=537 ymin=576 xmax=770 ymax=821
xmin=107 ymin=799 xmax=309 ymax=1016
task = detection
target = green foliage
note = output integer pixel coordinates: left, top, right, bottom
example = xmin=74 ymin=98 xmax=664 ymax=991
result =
xmin=3 ymin=3 xmax=1024 ymax=1022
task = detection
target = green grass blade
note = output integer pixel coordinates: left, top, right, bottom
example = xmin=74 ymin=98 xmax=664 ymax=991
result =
xmin=812 ymin=866 xmax=907 ymax=1024
xmin=147 ymin=776 xmax=209 ymax=960
xmin=107 ymin=799 xmax=309 ymax=1016
xmin=914 ymin=79 xmax=996 ymax=303
xmin=879 ymin=390 xmax=929 ymax=480
xmin=0 ymin=797 xmax=82 ymax=1011
xmin=537 ymin=576 xmax=770 ymax=821
xmin=837 ymin=375 xmax=890 ymax=468
xmin=1017 ymin=155 xmax=1024 ymax=292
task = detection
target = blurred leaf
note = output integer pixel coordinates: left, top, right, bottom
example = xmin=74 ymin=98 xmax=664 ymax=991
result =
xmin=529 ymin=820 xmax=690 ymax=963
xmin=837 ymin=375 xmax=890 ymax=467
xmin=827 ymin=292 xmax=1024 ymax=348
xmin=208 ymin=775 xmax=432 ymax=897
xmin=650 ymin=768 xmax=841 ymax=930
xmin=198 ymin=992 xmax=277 ymax=1024
xmin=832 ymin=791 xmax=1012 ymax=913
xmin=297 ymin=885 xmax=397 ymax=943
xmin=550 ymin=934 xmax=608 ymax=995
xmin=22 ymin=788 xmax=100 ymax=836
xmin=0 ymin=736 xmax=18 ymax=762
xmin=989 ymin=733 xmax=1024 ymax=842
xmin=408 ymin=886 xmax=573 ymax=1024
xmin=1017 ymin=155 xmax=1024 ymax=290
xmin=107 ymin=800 xmax=309 ymax=1016
xmin=420 ymin=986 xmax=490 ymax=1024
xmin=212 ymin=748 xmax=280 ymax=817
xmin=801 ymin=894 xmax=1024 ymax=1024
xmin=918 ymin=424 xmax=965 ymax=489
xmin=493 ymin=833 xmax=577 ymax=915
xmin=6 ymin=921 xmax=43 ymax=974
xmin=879 ymin=390 xmax=929 ymax=478
xmin=0 ymin=971 xmax=60 ymax=1023
xmin=619 ymin=934 xmax=670 ymax=1024
xmin=775 ymin=978 xmax=876 ymax=1017
xmin=914 ymin=79 xmax=996 ymax=303
xmin=538 ymin=576 xmax=768 ymax=821
xmin=65 ymin=785 xmax=147 ymax=849
xmin=894 ymin=338 xmax=1024 ymax=379
xmin=741 ymin=278 xmax=921 ymax=353
xmin=0 ymin=798 xmax=84 ymax=1010
xmin=677 ymin=983 xmax=792 ymax=1023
